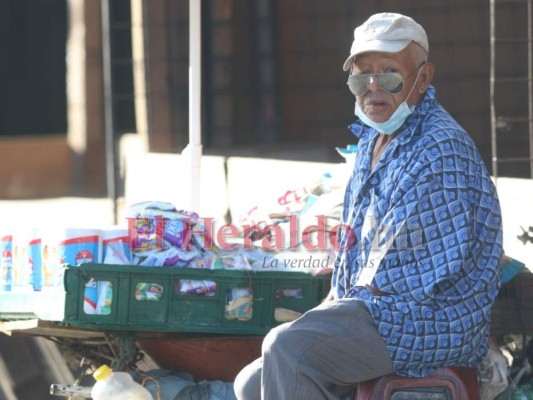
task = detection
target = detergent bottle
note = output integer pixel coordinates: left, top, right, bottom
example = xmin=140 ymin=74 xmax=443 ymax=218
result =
xmin=91 ymin=364 xmax=152 ymax=400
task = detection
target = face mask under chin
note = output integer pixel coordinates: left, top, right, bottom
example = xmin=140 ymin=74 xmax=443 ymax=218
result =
xmin=354 ymin=100 xmax=414 ymax=135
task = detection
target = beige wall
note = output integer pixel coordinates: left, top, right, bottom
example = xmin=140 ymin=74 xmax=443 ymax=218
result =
xmin=0 ymin=136 xmax=71 ymax=198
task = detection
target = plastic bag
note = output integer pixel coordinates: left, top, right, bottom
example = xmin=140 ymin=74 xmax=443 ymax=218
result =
xmin=479 ymin=341 xmax=510 ymax=400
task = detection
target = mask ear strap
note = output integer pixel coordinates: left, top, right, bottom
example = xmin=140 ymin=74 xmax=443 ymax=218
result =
xmin=404 ymin=64 xmax=425 ymax=103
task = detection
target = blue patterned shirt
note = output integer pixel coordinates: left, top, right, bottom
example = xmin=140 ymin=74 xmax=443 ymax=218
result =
xmin=332 ymin=85 xmax=503 ymax=377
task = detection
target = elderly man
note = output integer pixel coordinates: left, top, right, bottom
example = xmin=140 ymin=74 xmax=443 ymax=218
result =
xmin=234 ymin=12 xmax=503 ymax=399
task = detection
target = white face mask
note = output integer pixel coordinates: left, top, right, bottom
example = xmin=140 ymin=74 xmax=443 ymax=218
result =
xmin=354 ymin=66 xmax=423 ymax=135
xmin=355 ymin=100 xmax=414 ymax=135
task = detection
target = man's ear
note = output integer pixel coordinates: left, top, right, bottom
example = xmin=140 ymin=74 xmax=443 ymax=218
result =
xmin=418 ymin=62 xmax=435 ymax=94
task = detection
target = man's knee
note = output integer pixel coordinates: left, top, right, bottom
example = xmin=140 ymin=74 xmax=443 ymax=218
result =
xmin=234 ymin=358 xmax=262 ymax=400
xmin=262 ymin=322 xmax=294 ymax=357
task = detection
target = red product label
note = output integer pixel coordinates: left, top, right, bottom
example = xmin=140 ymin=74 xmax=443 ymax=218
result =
xmin=75 ymin=250 xmax=94 ymax=264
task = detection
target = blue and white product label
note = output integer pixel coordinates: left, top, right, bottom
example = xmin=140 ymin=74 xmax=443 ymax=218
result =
xmin=58 ymin=229 xmax=100 ymax=267
xmin=0 ymin=236 xmax=13 ymax=291
xmin=83 ymin=279 xmax=98 ymax=314
xmin=29 ymin=238 xmax=42 ymax=291
xmin=96 ymin=281 xmax=113 ymax=315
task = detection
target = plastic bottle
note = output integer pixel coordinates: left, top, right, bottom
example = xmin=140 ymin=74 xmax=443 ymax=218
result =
xmin=91 ymin=365 xmax=152 ymax=400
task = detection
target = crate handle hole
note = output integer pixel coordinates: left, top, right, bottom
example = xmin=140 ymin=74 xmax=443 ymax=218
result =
xmin=135 ymin=282 xmax=164 ymax=301
xmin=174 ymin=279 xmax=216 ymax=296
xmin=83 ymin=279 xmax=113 ymax=315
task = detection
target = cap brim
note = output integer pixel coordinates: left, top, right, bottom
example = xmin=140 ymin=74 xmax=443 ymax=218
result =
xmin=342 ymin=39 xmax=411 ymax=71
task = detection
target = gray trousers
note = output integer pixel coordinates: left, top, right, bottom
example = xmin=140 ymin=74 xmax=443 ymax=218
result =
xmin=234 ymin=299 xmax=394 ymax=400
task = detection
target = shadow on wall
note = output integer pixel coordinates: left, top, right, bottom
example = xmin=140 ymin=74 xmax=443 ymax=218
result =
xmin=0 ymin=335 xmax=74 ymax=399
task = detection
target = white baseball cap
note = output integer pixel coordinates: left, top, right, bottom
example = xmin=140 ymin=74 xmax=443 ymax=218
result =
xmin=342 ymin=13 xmax=429 ymax=71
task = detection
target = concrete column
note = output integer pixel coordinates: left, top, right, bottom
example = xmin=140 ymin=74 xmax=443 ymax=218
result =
xmin=131 ymin=0 xmax=179 ymax=152
xmin=130 ymin=0 xmax=149 ymax=152
xmin=66 ymin=0 xmax=106 ymax=195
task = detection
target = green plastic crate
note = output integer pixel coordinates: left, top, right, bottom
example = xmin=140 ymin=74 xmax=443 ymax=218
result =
xmin=63 ymin=263 xmax=330 ymax=334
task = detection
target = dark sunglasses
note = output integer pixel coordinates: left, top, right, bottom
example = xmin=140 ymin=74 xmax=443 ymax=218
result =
xmin=347 ymin=62 xmax=426 ymax=97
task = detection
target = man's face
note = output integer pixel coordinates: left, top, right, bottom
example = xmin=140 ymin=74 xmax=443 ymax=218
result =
xmin=351 ymin=47 xmax=423 ymax=123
